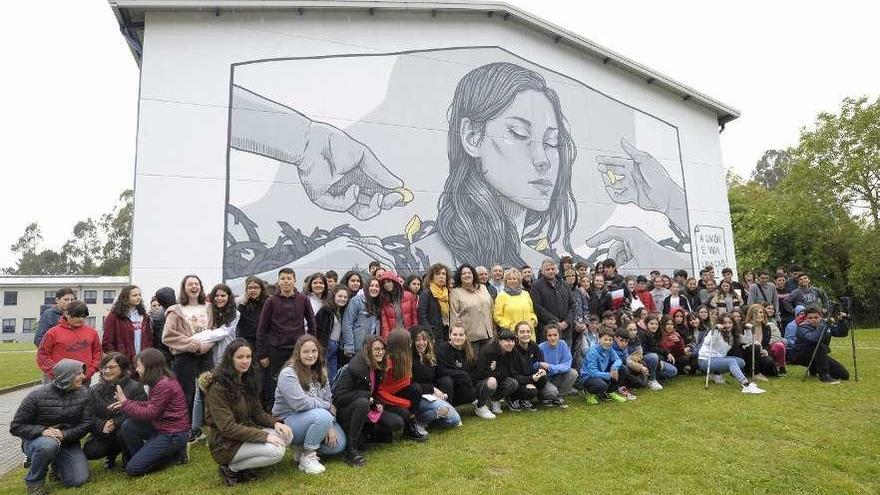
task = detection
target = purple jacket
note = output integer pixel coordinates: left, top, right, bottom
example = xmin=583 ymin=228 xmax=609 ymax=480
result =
xmin=121 ymin=377 xmax=190 ymax=434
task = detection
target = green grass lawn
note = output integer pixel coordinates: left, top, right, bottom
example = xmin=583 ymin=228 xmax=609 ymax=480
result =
xmin=0 ymin=343 xmax=39 ymax=389
xmin=1 ymin=331 xmax=878 ymax=495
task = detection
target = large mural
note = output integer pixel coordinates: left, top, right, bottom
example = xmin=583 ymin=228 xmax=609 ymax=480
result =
xmin=223 ymin=47 xmax=692 ymax=286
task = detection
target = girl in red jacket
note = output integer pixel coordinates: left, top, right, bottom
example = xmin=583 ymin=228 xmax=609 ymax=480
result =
xmin=377 ymin=271 xmax=418 ymax=339
xmin=659 ymin=315 xmax=692 ymax=374
xmin=103 ymin=285 xmax=152 ymax=366
xmin=377 ymin=329 xmax=428 ymax=442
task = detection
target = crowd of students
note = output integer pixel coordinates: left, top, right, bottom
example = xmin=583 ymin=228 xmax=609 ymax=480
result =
xmin=12 ymin=258 xmax=852 ymax=494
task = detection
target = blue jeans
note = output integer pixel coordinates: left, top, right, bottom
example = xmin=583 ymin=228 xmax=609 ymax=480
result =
xmin=699 ymin=356 xmax=747 ymax=383
xmin=22 ymin=437 xmax=88 ymax=486
xmin=283 ymin=408 xmax=346 ymax=455
xmin=120 ymin=418 xmax=188 ymax=476
xmin=191 ymin=390 xmax=204 ymax=431
xmin=416 ymin=397 xmax=461 ymax=428
xmin=644 ymin=353 xmax=679 ymax=381
xmin=327 ymin=340 xmax=339 ymax=383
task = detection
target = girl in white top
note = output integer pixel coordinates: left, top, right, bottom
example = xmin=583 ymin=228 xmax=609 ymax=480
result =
xmin=698 ymin=314 xmax=765 ymax=394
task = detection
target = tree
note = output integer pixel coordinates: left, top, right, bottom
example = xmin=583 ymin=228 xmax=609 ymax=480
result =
xmin=98 ymin=189 xmax=133 ymax=275
xmin=750 ymin=148 xmax=792 ymax=189
xmin=796 ymin=96 xmax=880 ymax=226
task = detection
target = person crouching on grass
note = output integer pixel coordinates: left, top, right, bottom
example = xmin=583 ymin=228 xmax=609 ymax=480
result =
xmin=697 ymin=315 xmax=765 ymax=394
xmin=537 ymin=323 xmax=579 ymax=405
xmin=507 ymin=322 xmax=551 ymax=411
xmin=579 ymin=329 xmax=628 ymax=405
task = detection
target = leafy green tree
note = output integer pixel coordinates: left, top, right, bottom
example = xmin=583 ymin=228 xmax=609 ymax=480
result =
xmin=750 ymin=148 xmax=792 ymax=190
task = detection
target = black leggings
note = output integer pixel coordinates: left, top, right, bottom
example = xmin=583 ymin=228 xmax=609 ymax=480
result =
xmin=337 ymin=397 xmax=404 ymax=446
xmin=83 ymin=431 xmax=124 ymax=461
xmin=435 ymin=373 xmax=475 ymax=407
xmin=172 ymin=352 xmax=213 ymax=421
xmin=474 ymin=377 xmax=518 ymax=407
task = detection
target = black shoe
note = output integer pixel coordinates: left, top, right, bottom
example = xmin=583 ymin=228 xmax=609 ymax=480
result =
xmin=218 ymin=465 xmax=240 ymax=486
xmin=344 ymin=447 xmax=366 ymax=467
xmin=237 ymin=469 xmax=257 ymax=482
xmin=104 ymin=456 xmax=117 ymax=470
xmin=521 ymin=400 xmax=536 ymax=411
xmin=779 ymin=366 xmax=788 ymax=375
xmin=507 ymin=400 xmax=523 ymax=412
xmin=540 ymin=399 xmax=555 ymax=408
xmin=26 ymin=482 xmax=48 ymax=495
xmin=188 ymin=428 xmax=204 ymax=443
xmin=819 ymin=374 xmax=840 ymax=384
xmin=404 ymin=422 xmax=428 ymax=442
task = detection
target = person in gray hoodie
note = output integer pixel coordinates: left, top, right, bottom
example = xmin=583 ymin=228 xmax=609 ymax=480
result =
xmin=11 ymin=359 xmax=92 ymax=495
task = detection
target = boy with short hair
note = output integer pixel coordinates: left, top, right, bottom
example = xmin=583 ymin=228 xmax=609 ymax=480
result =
xmin=34 ymin=287 xmax=76 ymax=347
xmin=611 ymin=329 xmax=642 ymax=399
xmin=36 ymin=302 xmax=102 ymax=381
xmin=256 ymin=268 xmax=315 ymax=409
xmin=537 ymin=324 xmax=578 ymax=405
xmin=579 ymin=329 xmax=626 ymax=404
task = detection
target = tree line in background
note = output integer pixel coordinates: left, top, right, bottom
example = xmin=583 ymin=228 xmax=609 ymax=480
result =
xmin=3 ymin=97 xmax=877 ymax=320
xmin=3 ymin=190 xmax=133 ymax=276
xmin=729 ymin=95 xmax=880 ymax=322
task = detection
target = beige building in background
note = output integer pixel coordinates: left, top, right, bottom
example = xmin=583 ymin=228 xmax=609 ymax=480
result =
xmin=0 ymin=276 xmax=129 ymax=343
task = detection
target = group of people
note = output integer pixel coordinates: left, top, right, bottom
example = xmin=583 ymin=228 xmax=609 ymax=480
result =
xmin=13 ymin=257 xmax=852 ymax=494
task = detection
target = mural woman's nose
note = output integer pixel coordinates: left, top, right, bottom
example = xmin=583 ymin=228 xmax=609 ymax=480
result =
xmin=530 ymin=139 xmax=551 ymax=174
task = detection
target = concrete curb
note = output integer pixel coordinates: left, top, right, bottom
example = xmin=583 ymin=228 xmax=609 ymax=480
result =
xmin=0 ymin=380 xmax=41 ymax=395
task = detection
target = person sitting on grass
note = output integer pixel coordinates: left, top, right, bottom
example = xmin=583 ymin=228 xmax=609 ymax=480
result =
xmin=83 ymin=352 xmax=147 ymax=470
xmin=793 ymin=306 xmax=850 ymax=384
xmin=637 ymin=315 xmax=678 ymax=391
xmin=579 ymin=329 xmax=627 ymax=405
xmin=273 ymin=335 xmax=347 ymax=475
xmin=537 ymin=323 xmax=579 ymax=403
xmin=11 ymin=359 xmax=91 ymax=495
xmin=435 ymin=325 xmax=478 ymax=407
xmin=203 ymin=339 xmax=293 ymax=485
xmin=376 ymin=329 xmax=430 ymax=443
xmin=610 ymin=329 xmax=642 ymax=400
xmin=696 ymin=315 xmax=765 ymax=395
xmin=114 ymin=348 xmax=191 ymax=476
xmin=332 ymin=336 xmax=405 ymax=468
xmin=469 ymin=330 xmax=520 ymax=419
xmin=508 ymin=321 xmax=551 ymax=411
xmin=658 ymin=315 xmax=691 ymax=375
xmin=409 ymin=326 xmax=463 ymax=428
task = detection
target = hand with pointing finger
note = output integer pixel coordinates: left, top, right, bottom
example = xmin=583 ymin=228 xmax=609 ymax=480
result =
xmin=586 ymin=226 xmax=690 ymax=269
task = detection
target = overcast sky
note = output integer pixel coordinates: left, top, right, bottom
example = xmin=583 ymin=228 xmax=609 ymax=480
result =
xmin=1 ymin=0 xmax=878 ymax=269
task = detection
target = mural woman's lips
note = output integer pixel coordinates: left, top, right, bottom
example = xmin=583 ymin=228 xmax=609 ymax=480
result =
xmin=529 ymin=178 xmax=554 ymax=196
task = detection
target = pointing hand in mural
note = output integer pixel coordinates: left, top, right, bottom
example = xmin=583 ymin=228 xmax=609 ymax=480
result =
xmin=596 ymin=138 xmax=688 ymax=235
xmin=230 ymin=85 xmax=412 ymax=220
xmin=586 ymin=226 xmax=690 ymax=270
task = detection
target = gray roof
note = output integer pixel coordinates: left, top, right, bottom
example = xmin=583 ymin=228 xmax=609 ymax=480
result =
xmin=108 ymin=0 xmax=739 ymax=125
xmin=0 ymin=275 xmax=130 ymax=287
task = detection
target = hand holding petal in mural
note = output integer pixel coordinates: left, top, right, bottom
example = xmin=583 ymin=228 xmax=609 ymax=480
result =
xmin=300 ymin=122 xmax=412 ymax=220
xmin=596 ymin=138 xmax=686 ymax=232
xmin=586 ymin=226 xmax=690 ymax=270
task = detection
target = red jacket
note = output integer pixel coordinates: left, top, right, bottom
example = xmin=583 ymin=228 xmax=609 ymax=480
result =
xmin=37 ymin=318 xmax=102 ymax=379
xmin=376 ymin=359 xmax=412 ymax=409
xmin=378 ymin=271 xmax=418 ymax=339
xmin=633 ymin=288 xmax=657 ymax=312
xmin=659 ymin=330 xmax=686 ymax=357
xmin=102 ymin=311 xmax=153 ymax=364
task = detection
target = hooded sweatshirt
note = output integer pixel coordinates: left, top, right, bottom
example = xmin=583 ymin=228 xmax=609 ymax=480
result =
xmin=37 ymin=318 xmax=102 ymax=379
xmin=377 ymin=271 xmax=418 ymax=339
xmin=784 ymin=305 xmax=806 ymax=351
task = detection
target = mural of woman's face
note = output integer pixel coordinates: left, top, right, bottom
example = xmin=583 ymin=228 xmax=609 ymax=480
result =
xmin=461 ymin=89 xmax=560 ymax=212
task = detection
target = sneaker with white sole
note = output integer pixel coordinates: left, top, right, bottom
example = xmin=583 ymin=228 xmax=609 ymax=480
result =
xmin=298 ymin=451 xmax=325 ymax=474
xmin=753 ymin=373 xmax=769 ymax=382
xmin=489 ymin=401 xmax=503 ymax=415
xmin=507 ymin=400 xmax=523 ymax=412
xmin=474 ymin=405 xmax=496 ymax=419
xmin=711 ymin=374 xmax=725 ymax=385
xmin=819 ymin=375 xmax=841 ymax=384
xmin=617 ymin=387 xmax=638 ymax=400
xmin=741 ymin=382 xmax=766 ymax=394
xmin=647 ymin=380 xmax=663 ymax=391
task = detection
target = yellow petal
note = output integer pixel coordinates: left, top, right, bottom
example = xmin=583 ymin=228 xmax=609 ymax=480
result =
xmin=534 ymin=237 xmax=549 ymax=252
xmin=405 ymin=215 xmax=422 ymax=243
xmin=606 ymin=169 xmax=618 ymax=185
xmin=394 ymin=187 xmax=414 ymax=204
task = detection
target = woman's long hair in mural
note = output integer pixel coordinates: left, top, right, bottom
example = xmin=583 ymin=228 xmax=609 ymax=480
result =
xmin=438 ymin=62 xmax=578 ymax=268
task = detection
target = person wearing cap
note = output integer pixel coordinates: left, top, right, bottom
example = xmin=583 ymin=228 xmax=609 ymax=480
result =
xmin=11 ymin=359 xmax=92 ymax=495
xmin=37 ymin=301 xmax=103 ymax=382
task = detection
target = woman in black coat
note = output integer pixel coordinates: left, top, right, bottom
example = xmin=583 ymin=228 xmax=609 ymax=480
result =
xmin=418 ymin=263 xmax=451 ymax=346
xmin=83 ymin=352 xmax=147 ymax=468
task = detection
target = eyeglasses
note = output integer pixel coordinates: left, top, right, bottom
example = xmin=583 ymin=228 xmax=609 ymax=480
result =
xmin=101 ymin=365 xmax=120 ymax=371
xmin=372 ymin=348 xmax=386 ymax=353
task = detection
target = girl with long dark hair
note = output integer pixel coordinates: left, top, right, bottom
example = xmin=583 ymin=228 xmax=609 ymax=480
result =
xmin=316 ymin=285 xmax=349 ymax=381
xmin=203 ymin=339 xmax=292 ymax=485
xmin=341 ymin=278 xmax=381 ymax=367
xmin=409 ymin=326 xmax=462 ymax=428
xmin=304 ymin=272 xmax=329 ymax=315
xmin=418 ymin=263 xmax=450 ymax=345
xmin=102 ymin=285 xmax=152 ymax=365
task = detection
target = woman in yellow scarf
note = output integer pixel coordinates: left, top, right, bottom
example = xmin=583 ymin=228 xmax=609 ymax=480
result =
xmin=418 ymin=263 xmax=450 ymax=346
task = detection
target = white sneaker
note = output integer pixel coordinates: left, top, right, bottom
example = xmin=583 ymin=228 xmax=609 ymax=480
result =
xmin=741 ymin=382 xmax=766 ymax=394
xmin=298 ymin=451 xmax=325 ymax=474
xmin=292 ymin=446 xmax=302 ymax=463
xmin=474 ymin=405 xmax=496 ymax=419
xmin=647 ymin=380 xmax=663 ymax=391
xmin=754 ymin=373 xmax=769 ymax=382
xmin=711 ymin=374 xmax=725 ymax=385
xmin=490 ymin=401 xmax=503 ymax=415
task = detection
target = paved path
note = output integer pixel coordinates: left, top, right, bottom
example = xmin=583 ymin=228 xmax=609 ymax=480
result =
xmin=0 ymin=385 xmax=39 ymax=477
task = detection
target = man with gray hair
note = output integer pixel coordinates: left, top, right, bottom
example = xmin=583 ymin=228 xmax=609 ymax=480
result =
xmin=476 ymin=266 xmax=497 ymax=299
xmin=529 ymin=258 xmax=576 ymax=343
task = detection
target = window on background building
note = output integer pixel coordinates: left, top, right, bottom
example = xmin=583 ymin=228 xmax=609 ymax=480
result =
xmin=1 ymin=319 xmax=15 ymax=333
xmin=23 ymin=318 xmax=36 ymax=333
xmin=86 ymin=316 xmax=96 ymax=328
xmin=4 ymin=291 xmax=18 ymax=306
xmin=101 ymin=316 xmax=106 ymax=330
xmin=103 ymin=290 xmax=116 ymax=304
xmin=44 ymin=291 xmax=55 ymax=305
xmin=83 ymin=290 xmax=97 ymax=304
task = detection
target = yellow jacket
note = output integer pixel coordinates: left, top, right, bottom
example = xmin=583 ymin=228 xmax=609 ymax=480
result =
xmin=494 ymin=290 xmax=538 ymax=340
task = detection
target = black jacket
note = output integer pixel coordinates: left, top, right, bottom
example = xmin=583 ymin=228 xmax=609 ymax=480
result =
xmin=148 ymin=309 xmax=174 ymax=364
xmin=638 ymin=328 xmax=669 ymax=361
xmin=529 ymin=277 xmax=576 ymax=332
xmin=511 ymin=342 xmax=542 ymax=384
xmin=235 ymin=300 xmax=265 ymax=347
xmin=314 ymin=306 xmax=341 ymax=349
xmin=471 ymin=340 xmax=512 ymax=382
xmin=411 ymin=350 xmax=437 ymax=395
xmin=795 ymin=319 xmax=849 ymax=356
xmin=663 ymin=295 xmax=694 ymax=315
xmin=332 ymin=353 xmax=379 ymax=408
xmin=11 ymin=383 xmax=92 ymax=445
xmin=436 ymin=342 xmax=474 ymax=382
xmin=417 ymin=289 xmax=448 ymax=343
xmin=86 ymin=377 xmax=147 ymax=435
xmin=589 ymin=289 xmax=612 ymax=317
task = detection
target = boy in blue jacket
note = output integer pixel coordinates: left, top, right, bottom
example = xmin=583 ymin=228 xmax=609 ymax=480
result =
xmin=579 ymin=329 xmax=627 ymax=404
xmin=610 ymin=329 xmax=642 ymax=400
xmin=537 ymin=324 xmax=578 ymax=405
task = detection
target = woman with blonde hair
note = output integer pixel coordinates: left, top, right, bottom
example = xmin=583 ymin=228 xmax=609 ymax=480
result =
xmin=494 ymin=267 xmax=538 ymax=341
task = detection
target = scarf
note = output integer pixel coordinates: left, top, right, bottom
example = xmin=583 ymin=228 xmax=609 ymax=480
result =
xmin=504 ymin=286 xmax=522 ymax=296
xmin=430 ymin=283 xmax=449 ymax=317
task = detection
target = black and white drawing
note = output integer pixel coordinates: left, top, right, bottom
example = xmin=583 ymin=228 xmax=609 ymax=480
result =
xmin=223 ymin=47 xmax=692 ymax=286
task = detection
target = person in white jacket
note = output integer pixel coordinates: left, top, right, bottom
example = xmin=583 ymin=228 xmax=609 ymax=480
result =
xmin=697 ymin=314 xmax=765 ymax=395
